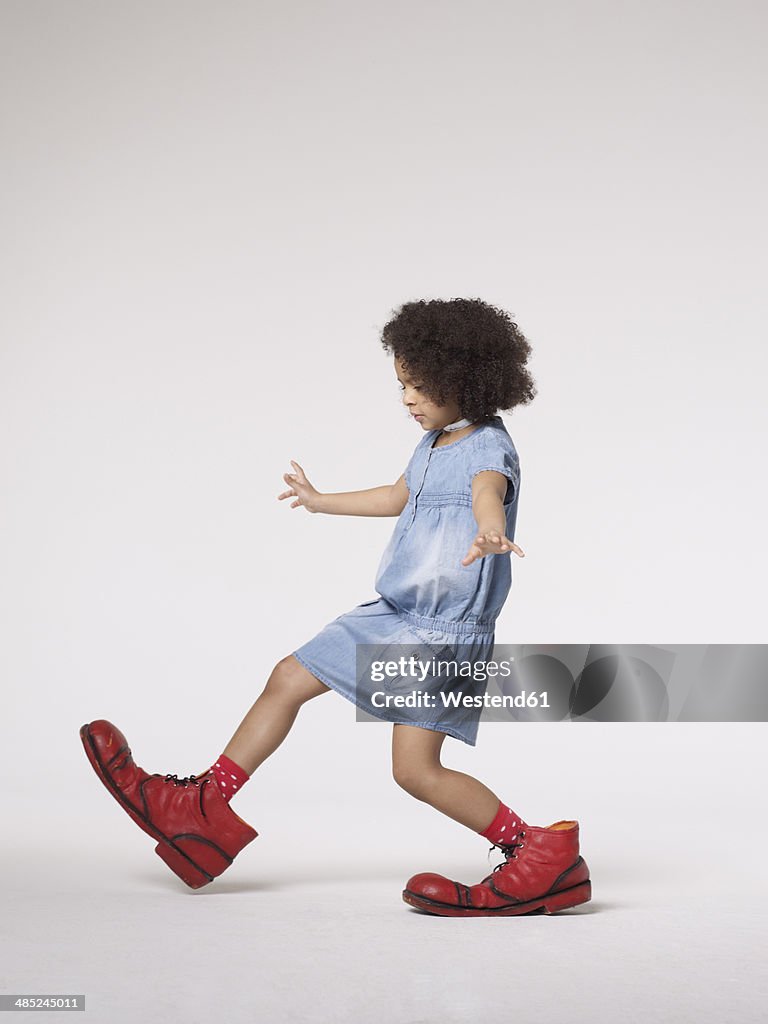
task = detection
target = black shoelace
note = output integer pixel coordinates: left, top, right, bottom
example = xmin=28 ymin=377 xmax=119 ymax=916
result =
xmin=484 ymin=831 xmax=526 ymax=880
xmin=161 ymin=772 xmax=211 ymax=818
xmin=162 ymin=773 xmax=202 ymax=787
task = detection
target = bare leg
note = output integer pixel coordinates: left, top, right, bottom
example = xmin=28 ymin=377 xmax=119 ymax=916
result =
xmin=391 ymin=723 xmax=505 ymax=833
xmin=219 ymin=655 xmax=330 ymax=776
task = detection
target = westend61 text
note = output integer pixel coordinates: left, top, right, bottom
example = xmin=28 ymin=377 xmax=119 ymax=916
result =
xmin=371 ymin=691 xmax=550 ymax=709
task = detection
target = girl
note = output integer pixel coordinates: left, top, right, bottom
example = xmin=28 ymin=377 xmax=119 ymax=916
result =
xmin=80 ymin=297 xmax=591 ymax=916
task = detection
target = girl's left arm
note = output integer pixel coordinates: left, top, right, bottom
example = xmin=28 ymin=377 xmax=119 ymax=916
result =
xmin=462 ymin=471 xmax=525 ymax=566
xmin=471 ymin=471 xmax=509 ymax=536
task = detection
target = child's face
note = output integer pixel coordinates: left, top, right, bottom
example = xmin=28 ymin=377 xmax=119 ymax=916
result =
xmin=394 ymin=357 xmax=461 ymax=431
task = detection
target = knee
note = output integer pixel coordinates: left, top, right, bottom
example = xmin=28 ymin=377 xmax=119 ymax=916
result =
xmin=392 ymin=761 xmax=441 ymax=801
xmin=263 ymin=655 xmax=316 ymax=706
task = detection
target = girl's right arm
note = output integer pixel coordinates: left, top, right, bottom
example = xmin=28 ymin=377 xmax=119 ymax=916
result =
xmin=278 ymin=461 xmax=409 ymax=517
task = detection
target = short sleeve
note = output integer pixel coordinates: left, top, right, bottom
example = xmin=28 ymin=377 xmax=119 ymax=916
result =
xmin=468 ymin=437 xmax=520 ymax=503
xmin=403 ymin=431 xmax=431 ymax=493
xmin=404 ymin=447 xmax=420 ymax=492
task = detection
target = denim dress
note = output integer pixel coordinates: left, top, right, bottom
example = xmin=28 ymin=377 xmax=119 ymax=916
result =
xmin=292 ymin=415 xmax=520 ymax=744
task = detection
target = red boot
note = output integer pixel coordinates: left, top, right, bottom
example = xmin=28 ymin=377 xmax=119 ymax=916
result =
xmin=403 ymin=821 xmax=591 ymax=916
xmin=80 ymin=719 xmax=258 ymax=889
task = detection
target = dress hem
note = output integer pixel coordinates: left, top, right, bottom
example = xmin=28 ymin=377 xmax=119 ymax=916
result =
xmin=290 ymin=649 xmax=476 ymax=746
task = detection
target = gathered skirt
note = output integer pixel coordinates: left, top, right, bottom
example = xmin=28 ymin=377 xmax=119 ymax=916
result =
xmin=291 ymin=596 xmax=495 ymax=745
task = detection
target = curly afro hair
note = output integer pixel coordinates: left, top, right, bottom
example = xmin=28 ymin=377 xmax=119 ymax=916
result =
xmin=380 ymin=297 xmax=536 ymax=425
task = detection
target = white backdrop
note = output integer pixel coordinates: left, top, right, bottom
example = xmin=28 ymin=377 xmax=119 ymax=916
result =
xmin=1 ymin=2 xmax=766 ymax=1022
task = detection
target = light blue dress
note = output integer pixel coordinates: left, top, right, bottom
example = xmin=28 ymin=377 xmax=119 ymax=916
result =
xmin=292 ymin=415 xmax=521 ymax=744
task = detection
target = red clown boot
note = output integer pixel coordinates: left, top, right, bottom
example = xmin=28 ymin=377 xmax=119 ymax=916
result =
xmin=402 ymin=821 xmax=591 ymax=916
xmin=80 ymin=719 xmax=258 ymax=889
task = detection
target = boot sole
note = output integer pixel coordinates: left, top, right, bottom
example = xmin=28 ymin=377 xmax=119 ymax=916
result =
xmin=80 ymin=723 xmax=225 ymax=889
xmin=402 ymin=879 xmax=592 ymax=917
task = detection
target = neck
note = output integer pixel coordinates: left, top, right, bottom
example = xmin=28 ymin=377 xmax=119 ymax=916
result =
xmin=442 ymin=416 xmax=473 ymax=432
xmin=435 ymin=421 xmax=478 ymax=446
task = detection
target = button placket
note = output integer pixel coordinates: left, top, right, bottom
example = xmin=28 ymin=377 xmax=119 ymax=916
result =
xmin=407 ymin=445 xmax=434 ymax=528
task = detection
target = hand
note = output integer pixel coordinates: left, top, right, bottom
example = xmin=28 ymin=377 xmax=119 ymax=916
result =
xmin=461 ymin=531 xmax=525 ymax=567
xmin=278 ymin=460 xmax=323 ymax=513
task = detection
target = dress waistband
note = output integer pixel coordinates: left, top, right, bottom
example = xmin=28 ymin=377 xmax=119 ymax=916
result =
xmin=391 ymin=602 xmax=496 ymax=639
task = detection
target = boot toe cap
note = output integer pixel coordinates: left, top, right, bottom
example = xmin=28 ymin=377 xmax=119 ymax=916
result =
xmin=404 ymin=872 xmax=460 ymax=903
xmin=81 ymin=720 xmax=131 ymax=762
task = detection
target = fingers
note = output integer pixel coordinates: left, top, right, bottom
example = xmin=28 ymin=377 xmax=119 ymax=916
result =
xmin=281 ymin=461 xmax=311 ymax=509
xmin=279 ymin=494 xmax=301 ymax=508
xmin=474 ymin=532 xmax=502 ymax=548
xmin=279 ymin=462 xmax=310 ymax=511
xmin=462 ymin=542 xmax=482 ymax=566
xmin=466 ymin=532 xmax=526 ymax=559
xmin=482 ymin=532 xmax=507 ymax=551
xmin=281 ymin=465 xmax=302 ymax=498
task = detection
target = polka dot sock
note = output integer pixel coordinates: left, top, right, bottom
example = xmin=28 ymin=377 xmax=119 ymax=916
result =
xmin=210 ymin=754 xmax=250 ymax=803
xmin=479 ymin=800 xmax=526 ymax=847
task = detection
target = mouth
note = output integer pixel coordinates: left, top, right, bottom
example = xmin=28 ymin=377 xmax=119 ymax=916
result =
xmin=412 ymin=413 xmax=424 ymax=420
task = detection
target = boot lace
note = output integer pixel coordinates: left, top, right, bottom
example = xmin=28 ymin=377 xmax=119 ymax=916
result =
xmin=485 ymin=831 xmax=526 ymax=874
xmin=162 ymin=773 xmax=202 ymax=787
xmin=159 ymin=773 xmax=212 ymax=818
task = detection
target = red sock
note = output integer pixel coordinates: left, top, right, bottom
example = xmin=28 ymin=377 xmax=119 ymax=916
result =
xmin=210 ymin=754 xmax=250 ymax=803
xmin=479 ymin=801 xmax=526 ymax=846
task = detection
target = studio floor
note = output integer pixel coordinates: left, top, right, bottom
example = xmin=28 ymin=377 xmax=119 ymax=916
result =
xmin=3 ymin=816 xmax=765 ymax=1024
